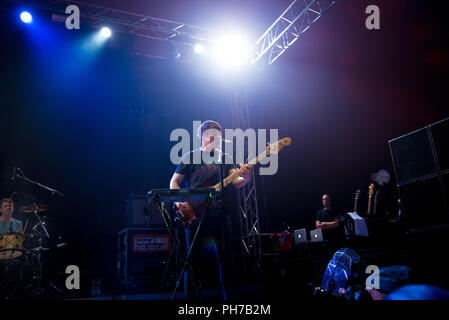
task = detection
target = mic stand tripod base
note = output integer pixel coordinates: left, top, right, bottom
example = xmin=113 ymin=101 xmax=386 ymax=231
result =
xmin=170 ymin=197 xmax=213 ymax=301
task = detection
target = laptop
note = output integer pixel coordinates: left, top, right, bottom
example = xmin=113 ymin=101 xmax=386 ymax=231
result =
xmin=294 ymin=228 xmax=307 ymax=245
xmin=310 ymin=228 xmax=323 ymax=242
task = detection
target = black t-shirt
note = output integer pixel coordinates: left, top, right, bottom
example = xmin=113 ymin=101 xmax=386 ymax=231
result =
xmin=175 ymin=149 xmax=236 ymax=215
xmin=316 ymin=208 xmax=343 ymax=240
xmin=175 ymin=149 xmax=236 ymax=189
xmin=316 ymin=208 xmax=338 ymax=223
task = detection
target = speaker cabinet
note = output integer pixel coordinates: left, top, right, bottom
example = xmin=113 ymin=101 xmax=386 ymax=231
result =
xmin=389 ymin=127 xmax=437 ymax=185
xmin=117 ymin=228 xmax=171 ymax=284
xmin=398 ymin=175 xmax=449 ymax=229
xmin=390 ymin=118 xmax=449 ymax=230
xmin=126 ymin=194 xmax=165 ymax=227
xmin=430 ymin=118 xmax=449 ymax=172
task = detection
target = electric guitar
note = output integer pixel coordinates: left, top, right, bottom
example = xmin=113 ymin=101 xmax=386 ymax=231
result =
xmin=353 ymin=189 xmax=360 ymax=213
xmin=367 ymin=183 xmax=374 ymax=215
xmin=175 ymin=137 xmax=292 ymax=223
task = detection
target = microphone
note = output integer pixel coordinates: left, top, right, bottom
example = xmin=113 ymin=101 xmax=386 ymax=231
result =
xmin=11 ymin=167 xmax=16 ymax=180
xmin=218 ymin=139 xmax=232 ymax=143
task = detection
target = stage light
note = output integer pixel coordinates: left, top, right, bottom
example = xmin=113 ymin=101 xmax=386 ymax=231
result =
xmin=100 ymin=27 xmax=112 ymax=38
xmin=85 ymin=26 xmax=113 ymax=49
xmin=20 ymin=11 xmax=32 ymax=24
xmin=214 ymin=34 xmax=251 ymax=69
xmin=194 ymin=44 xmax=204 ymax=54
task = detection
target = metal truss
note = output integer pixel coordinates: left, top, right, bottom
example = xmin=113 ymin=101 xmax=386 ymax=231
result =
xmin=252 ymin=0 xmax=337 ymax=66
xmin=3 ymin=0 xmax=216 ymax=49
xmin=231 ymin=87 xmax=263 ymax=277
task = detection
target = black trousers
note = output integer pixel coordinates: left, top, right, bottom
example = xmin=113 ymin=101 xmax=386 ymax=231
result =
xmin=183 ymin=208 xmax=234 ymax=300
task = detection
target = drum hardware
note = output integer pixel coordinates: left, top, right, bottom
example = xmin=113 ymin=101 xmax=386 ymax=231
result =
xmin=28 ymin=206 xmax=50 ymax=296
xmin=19 ymin=204 xmax=50 ymax=213
xmin=11 ymin=168 xmax=64 ymax=197
xmin=30 ymin=246 xmax=50 ymax=252
xmin=9 ymin=168 xmax=65 ymax=298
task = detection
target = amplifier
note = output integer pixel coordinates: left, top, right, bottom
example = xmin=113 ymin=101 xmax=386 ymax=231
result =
xmin=126 ymin=194 xmax=166 ymax=227
xmin=117 ymin=228 xmax=171 ymax=284
xmin=389 ymin=118 xmax=449 ymax=230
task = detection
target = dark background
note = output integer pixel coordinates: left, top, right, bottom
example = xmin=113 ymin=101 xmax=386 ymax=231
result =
xmin=1 ymin=0 xmax=448 ymax=292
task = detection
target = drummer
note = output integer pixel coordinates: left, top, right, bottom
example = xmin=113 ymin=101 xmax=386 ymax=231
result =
xmin=0 ymin=198 xmax=23 ymax=235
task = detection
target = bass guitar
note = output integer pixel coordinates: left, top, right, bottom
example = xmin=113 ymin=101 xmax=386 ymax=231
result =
xmin=175 ymin=137 xmax=292 ymax=223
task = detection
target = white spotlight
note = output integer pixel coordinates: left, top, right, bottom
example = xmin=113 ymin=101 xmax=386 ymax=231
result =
xmin=100 ymin=27 xmax=112 ymax=38
xmin=194 ymin=44 xmax=204 ymax=54
xmin=215 ymin=34 xmax=250 ymax=69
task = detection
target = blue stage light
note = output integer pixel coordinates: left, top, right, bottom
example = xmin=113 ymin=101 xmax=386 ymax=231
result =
xmin=20 ymin=11 xmax=32 ymax=24
xmin=100 ymin=27 xmax=112 ymax=38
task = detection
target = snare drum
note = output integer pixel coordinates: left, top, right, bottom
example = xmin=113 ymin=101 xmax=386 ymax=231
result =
xmin=0 ymin=233 xmax=24 ymax=260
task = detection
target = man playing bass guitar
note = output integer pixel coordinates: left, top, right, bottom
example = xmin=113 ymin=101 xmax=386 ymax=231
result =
xmin=169 ymin=120 xmax=252 ymax=300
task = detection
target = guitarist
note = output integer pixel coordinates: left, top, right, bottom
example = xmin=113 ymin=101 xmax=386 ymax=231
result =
xmin=169 ymin=120 xmax=252 ymax=300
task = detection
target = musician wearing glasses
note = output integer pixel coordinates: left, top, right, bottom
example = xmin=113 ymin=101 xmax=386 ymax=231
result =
xmin=169 ymin=120 xmax=252 ymax=300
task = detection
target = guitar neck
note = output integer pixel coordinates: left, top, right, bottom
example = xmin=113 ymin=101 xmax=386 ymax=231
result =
xmin=367 ymin=196 xmax=372 ymax=214
xmin=212 ymin=152 xmax=264 ymax=191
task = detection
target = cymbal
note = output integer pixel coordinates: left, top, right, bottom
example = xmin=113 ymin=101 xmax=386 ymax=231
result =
xmin=19 ymin=204 xmax=50 ymax=213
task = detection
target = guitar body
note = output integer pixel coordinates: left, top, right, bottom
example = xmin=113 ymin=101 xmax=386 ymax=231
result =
xmin=175 ymin=201 xmax=208 ymax=223
xmin=175 ymin=177 xmax=215 ymax=223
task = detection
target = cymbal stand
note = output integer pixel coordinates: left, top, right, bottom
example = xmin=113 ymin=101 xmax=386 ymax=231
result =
xmin=31 ymin=206 xmax=50 ymax=296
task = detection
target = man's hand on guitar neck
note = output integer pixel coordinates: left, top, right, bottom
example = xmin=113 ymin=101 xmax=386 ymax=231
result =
xmin=230 ymin=163 xmax=252 ymax=188
xmin=237 ymin=163 xmax=252 ymax=181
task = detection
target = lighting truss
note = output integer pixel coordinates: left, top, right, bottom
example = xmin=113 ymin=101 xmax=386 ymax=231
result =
xmin=231 ymin=87 xmax=263 ymax=277
xmin=3 ymin=0 xmax=216 ymax=49
xmin=252 ymin=0 xmax=337 ymax=66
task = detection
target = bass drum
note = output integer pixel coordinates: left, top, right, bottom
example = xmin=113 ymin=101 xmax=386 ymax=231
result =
xmin=0 ymin=252 xmax=29 ymax=299
xmin=0 ymin=233 xmax=24 ymax=260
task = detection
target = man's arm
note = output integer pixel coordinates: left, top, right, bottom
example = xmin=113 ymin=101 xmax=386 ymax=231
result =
xmin=170 ymin=173 xmax=184 ymax=189
xmin=316 ymin=218 xmax=339 ymax=231
xmin=170 ymin=173 xmax=188 ymax=208
xmin=18 ymin=221 xmax=24 ymax=234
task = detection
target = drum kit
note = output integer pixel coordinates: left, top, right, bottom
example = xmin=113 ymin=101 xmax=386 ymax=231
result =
xmin=0 ymin=204 xmax=55 ymax=300
xmin=1 ymin=167 xmax=65 ymax=300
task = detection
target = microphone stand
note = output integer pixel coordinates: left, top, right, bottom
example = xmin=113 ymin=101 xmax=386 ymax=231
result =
xmin=12 ymin=168 xmax=64 ymax=197
xmin=217 ymin=144 xmax=231 ymax=299
xmin=11 ymin=168 xmax=64 ymax=297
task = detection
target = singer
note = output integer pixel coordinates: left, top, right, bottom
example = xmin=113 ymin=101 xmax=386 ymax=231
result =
xmin=169 ymin=120 xmax=252 ymax=300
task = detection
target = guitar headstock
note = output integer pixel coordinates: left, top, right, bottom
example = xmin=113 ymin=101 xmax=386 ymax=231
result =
xmin=266 ymin=137 xmax=292 ymax=156
xmin=368 ymin=183 xmax=374 ymax=197
xmin=355 ymin=189 xmax=360 ymax=200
